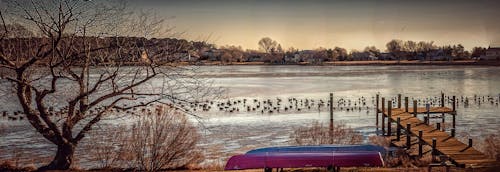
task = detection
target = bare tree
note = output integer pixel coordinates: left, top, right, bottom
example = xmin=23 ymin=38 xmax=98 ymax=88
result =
xmin=364 ymin=46 xmax=380 ymax=59
xmin=258 ymin=37 xmax=278 ymax=53
xmin=386 ymin=39 xmax=403 ymax=61
xmin=0 ymin=0 xmax=215 ymax=170
xmin=403 ymin=40 xmax=417 ymax=52
xmin=471 ymin=47 xmax=487 ymax=58
xmin=333 ymin=47 xmax=348 ymax=61
xmin=219 ymin=45 xmax=244 ymax=63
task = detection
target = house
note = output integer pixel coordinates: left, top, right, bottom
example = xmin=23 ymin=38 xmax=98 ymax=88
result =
xmin=379 ymin=53 xmax=394 ymax=60
xmin=351 ymin=52 xmax=377 ymax=61
xmin=480 ymin=47 xmax=500 ymax=60
xmin=282 ymin=53 xmax=299 ymax=63
xmin=201 ymin=49 xmax=223 ymax=61
xmin=245 ymin=51 xmax=266 ymax=62
xmin=295 ymin=50 xmax=316 ymax=62
xmin=428 ymin=49 xmax=453 ymax=61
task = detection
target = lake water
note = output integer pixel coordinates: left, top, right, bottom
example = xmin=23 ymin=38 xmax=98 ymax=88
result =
xmin=1 ymin=65 xmax=500 ymax=168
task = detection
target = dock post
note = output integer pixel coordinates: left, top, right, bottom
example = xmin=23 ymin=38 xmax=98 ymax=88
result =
xmin=436 ymin=122 xmax=441 ymax=131
xmin=452 ymin=112 xmax=456 ymax=129
xmin=418 ymin=130 xmax=423 ymax=157
xmin=387 ymin=101 xmax=392 ymax=136
xmin=452 ymin=96 xmax=456 ymax=111
xmin=442 ymin=113 xmax=446 ymax=130
xmin=404 ymin=97 xmax=409 ymax=112
xmin=424 ymin=116 xmax=428 ymax=125
xmin=432 ymin=138 xmax=437 ymax=162
xmin=406 ymin=123 xmax=411 ymax=149
xmin=396 ymin=117 xmax=401 ymax=141
xmin=330 ymin=93 xmax=334 ymax=144
xmin=381 ymin=97 xmax=386 ymax=135
xmin=451 ymin=128 xmax=455 ymax=137
xmin=413 ymin=100 xmax=417 ymax=117
xmin=452 ymin=96 xmax=456 ymax=130
xmin=376 ymin=94 xmax=379 ymax=127
xmin=441 ymin=92 xmax=445 ymax=107
xmin=398 ymin=94 xmax=402 ymax=108
xmin=468 ymin=138 xmax=473 ymax=147
xmin=426 ymin=103 xmax=430 ymax=125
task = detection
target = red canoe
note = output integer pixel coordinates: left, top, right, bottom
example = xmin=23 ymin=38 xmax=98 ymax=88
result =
xmin=225 ymin=151 xmax=384 ymax=170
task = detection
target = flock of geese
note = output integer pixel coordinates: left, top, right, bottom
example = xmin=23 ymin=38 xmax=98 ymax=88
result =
xmin=1 ymin=94 xmax=499 ymax=121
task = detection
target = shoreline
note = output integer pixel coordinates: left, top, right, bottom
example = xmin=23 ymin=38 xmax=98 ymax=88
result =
xmin=194 ymin=60 xmax=500 ymax=66
xmin=6 ymin=60 xmax=500 ymax=68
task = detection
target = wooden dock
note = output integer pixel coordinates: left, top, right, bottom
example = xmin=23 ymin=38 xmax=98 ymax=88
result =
xmin=375 ymin=94 xmax=499 ymax=169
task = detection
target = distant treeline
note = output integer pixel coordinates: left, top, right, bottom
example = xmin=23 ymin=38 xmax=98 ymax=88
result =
xmin=206 ymin=37 xmax=491 ymax=64
xmin=1 ymin=29 xmax=491 ymax=65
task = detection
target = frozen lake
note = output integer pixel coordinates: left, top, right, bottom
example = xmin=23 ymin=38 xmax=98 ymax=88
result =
xmin=1 ymin=65 xmax=500 ymax=168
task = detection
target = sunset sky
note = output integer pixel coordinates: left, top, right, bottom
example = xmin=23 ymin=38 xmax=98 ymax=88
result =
xmin=132 ymin=0 xmax=500 ymax=51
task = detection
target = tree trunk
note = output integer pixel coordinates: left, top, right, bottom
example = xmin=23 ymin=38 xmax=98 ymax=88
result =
xmin=38 ymin=142 xmax=75 ymax=171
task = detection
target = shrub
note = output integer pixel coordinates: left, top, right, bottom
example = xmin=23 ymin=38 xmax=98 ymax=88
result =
xmin=290 ymin=120 xmax=362 ymax=145
xmin=85 ymin=105 xmax=203 ymax=171
xmin=126 ymin=105 xmax=203 ymax=171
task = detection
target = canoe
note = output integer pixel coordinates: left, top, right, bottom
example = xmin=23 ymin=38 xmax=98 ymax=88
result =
xmin=224 ymin=151 xmax=384 ymax=170
xmin=245 ymin=144 xmax=386 ymax=154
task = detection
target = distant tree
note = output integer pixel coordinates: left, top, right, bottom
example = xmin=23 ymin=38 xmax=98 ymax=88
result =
xmin=326 ymin=48 xmax=334 ymax=61
xmin=0 ymin=23 xmax=34 ymax=38
xmin=258 ymin=37 xmax=278 ymax=53
xmin=403 ymin=40 xmax=417 ymax=52
xmin=312 ymin=47 xmax=328 ymax=62
xmin=350 ymin=49 xmax=363 ymax=61
xmin=364 ymin=46 xmax=380 ymax=58
xmin=443 ymin=45 xmax=453 ymax=57
xmin=471 ymin=47 xmax=487 ymax=58
xmin=451 ymin=44 xmax=465 ymax=60
xmin=386 ymin=39 xmax=403 ymax=53
xmin=276 ymin=44 xmax=283 ymax=53
xmin=416 ymin=41 xmax=435 ymax=52
xmin=220 ymin=45 xmax=244 ymax=63
xmin=386 ymin=39 xmax=404 ymax=61
xmin=221 ymin=52 xmax=233 ymax=63
xmin=333 ymin=47 xmax=348 ymax=61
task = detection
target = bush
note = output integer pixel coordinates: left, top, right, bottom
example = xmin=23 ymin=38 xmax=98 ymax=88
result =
xmin=126 ymin=105 xmax=203 ymax=171
xmin=290 ymin=120 xmax=362 ymax=145
xmin=85 ymin=105 xmax=203 ymax=171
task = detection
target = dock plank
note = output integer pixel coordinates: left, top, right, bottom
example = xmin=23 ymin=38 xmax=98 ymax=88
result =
xmin=380 ymin=106 xmax=498 ymax=168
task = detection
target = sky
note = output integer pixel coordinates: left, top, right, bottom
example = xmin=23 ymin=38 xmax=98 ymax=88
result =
xmin=131 ymin=0 xmax=500 ymax=51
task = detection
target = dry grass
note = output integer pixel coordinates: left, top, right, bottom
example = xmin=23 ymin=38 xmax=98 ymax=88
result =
xmin=368 ymin=135 xmax=433 ymax=168
xmin=84 ymin=125 xmax=130 ymax=169
xmin=290 ymin=121 xmax=362 ymax=145
xmin=478 ymin=134 xmax=500 ymax=161
xmin=0 ymin=160 xmax=36 ymax=172
xmin=368 ymin=135 xmax=391 ymax=148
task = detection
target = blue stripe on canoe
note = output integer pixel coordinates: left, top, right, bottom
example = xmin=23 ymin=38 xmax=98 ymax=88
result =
xmin=245 ymin=144 xmax=386 ymax=154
